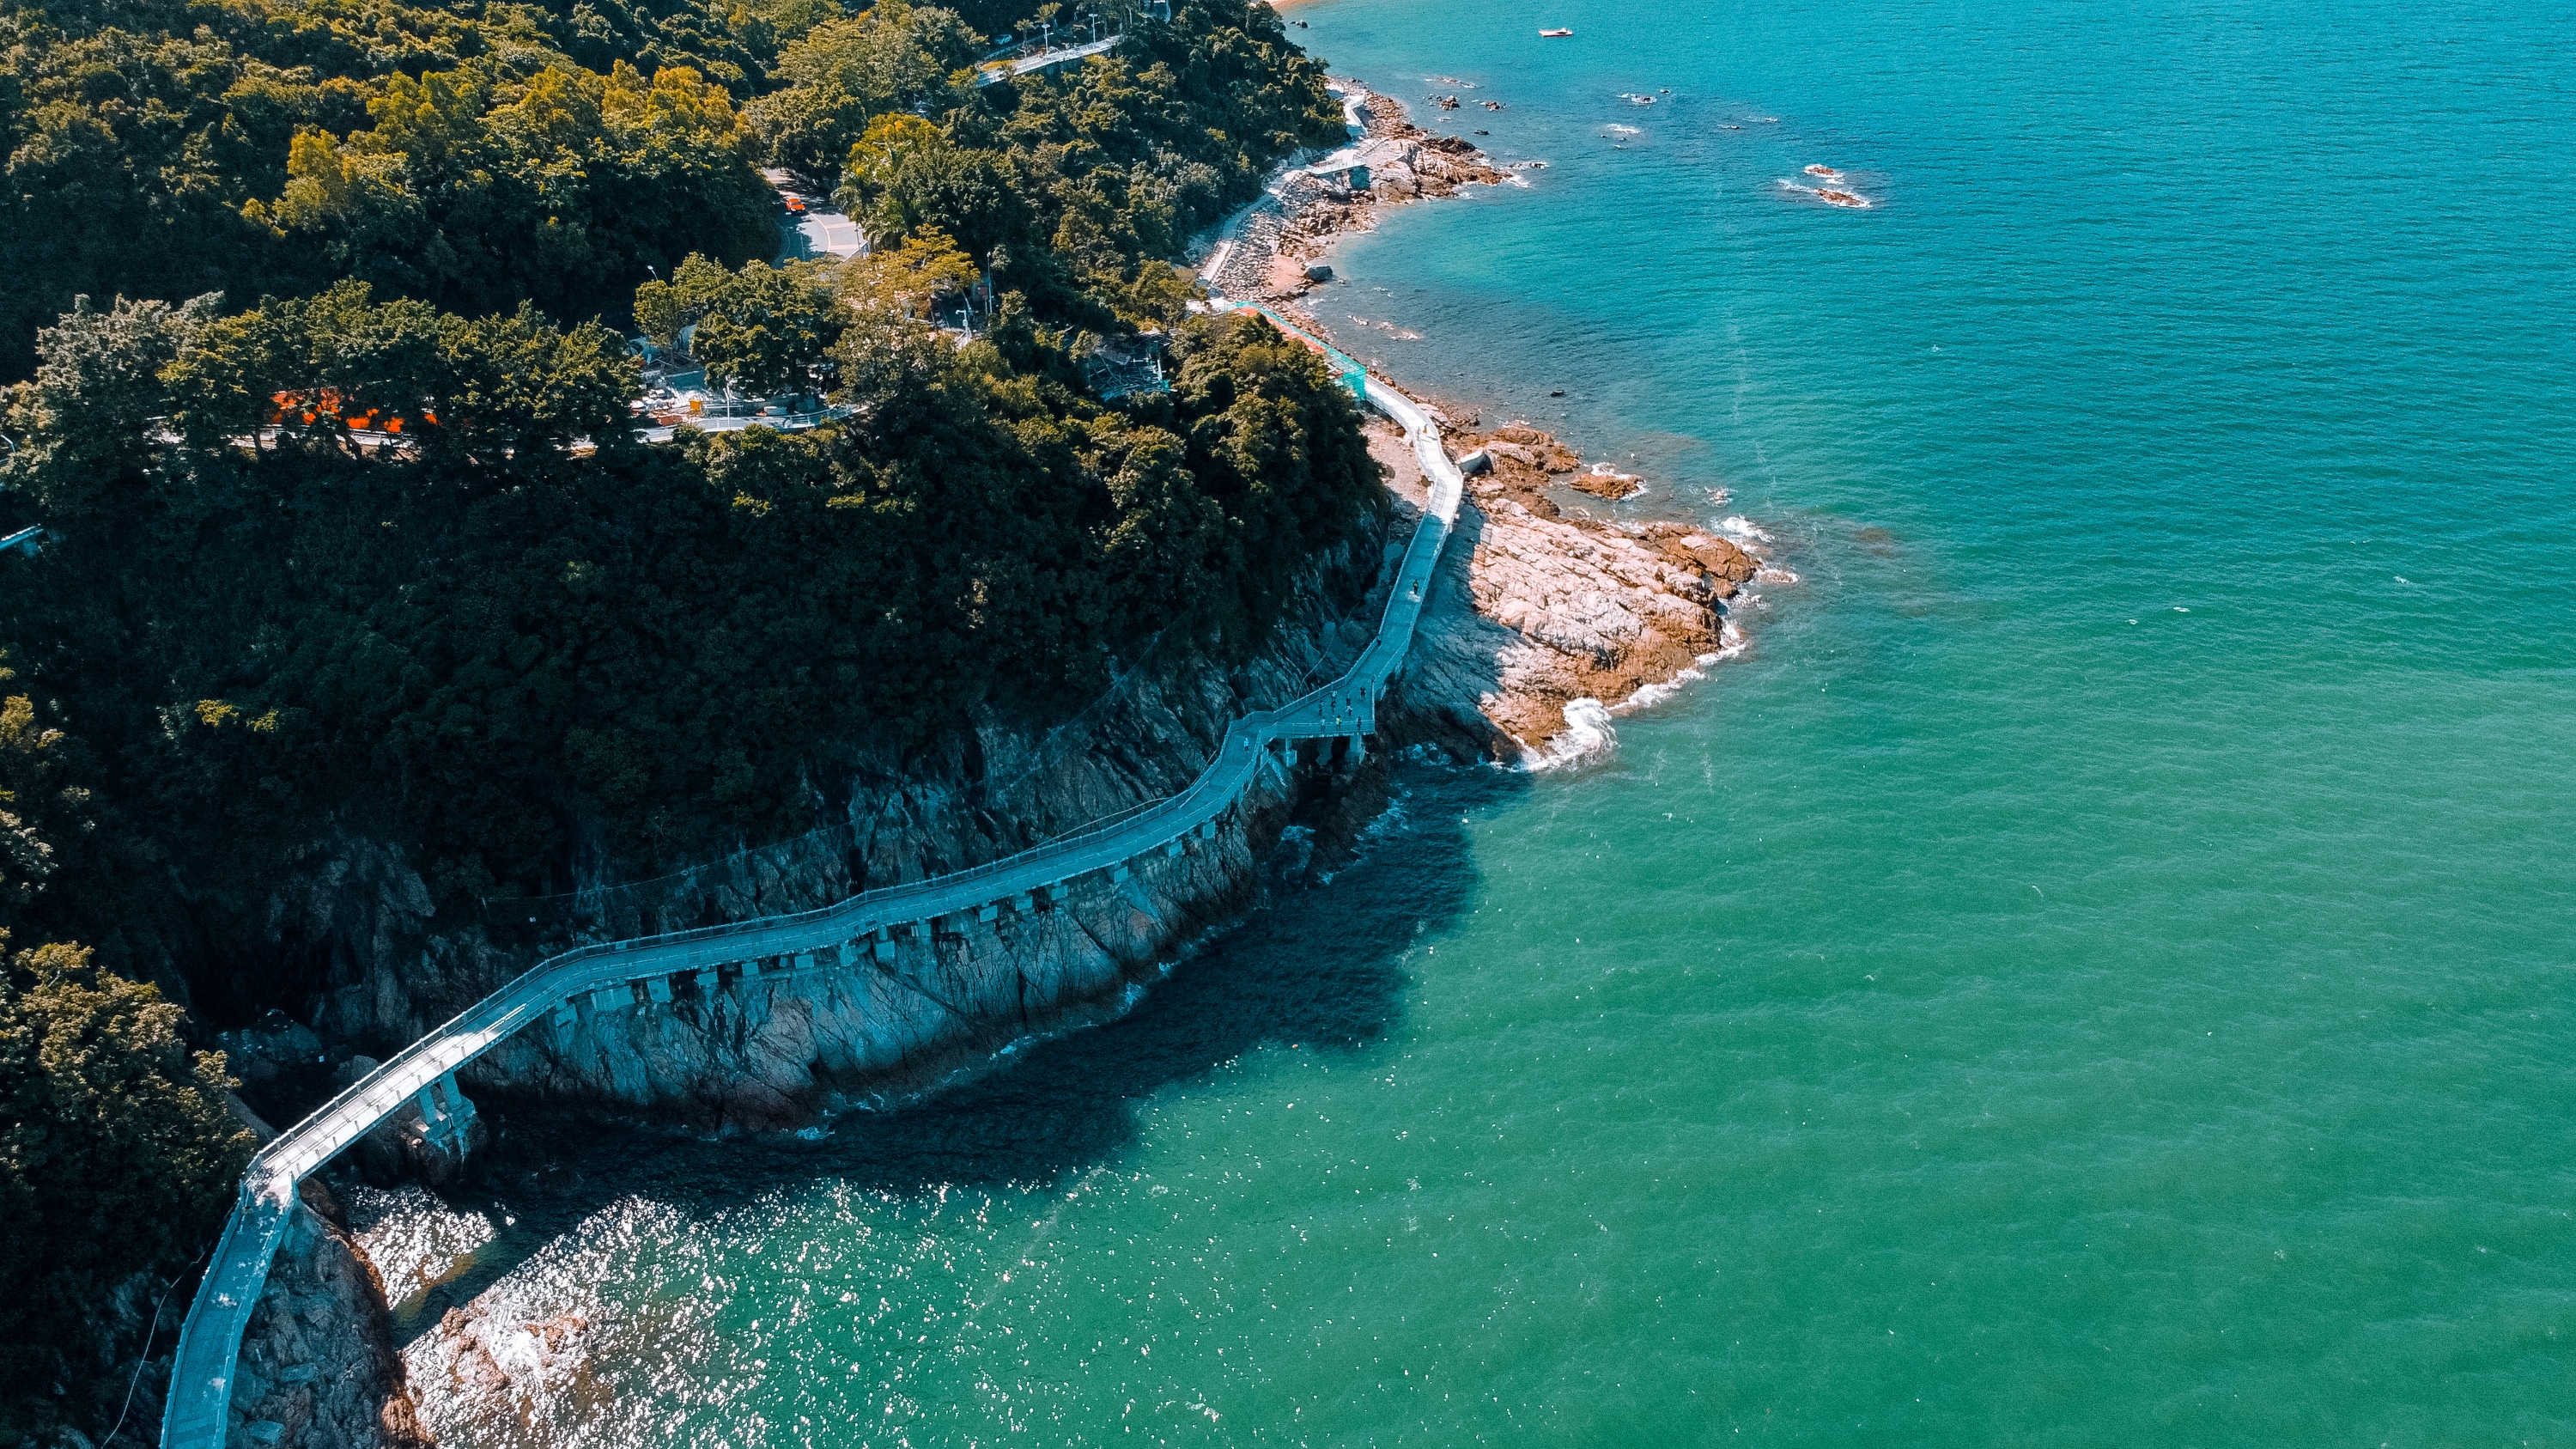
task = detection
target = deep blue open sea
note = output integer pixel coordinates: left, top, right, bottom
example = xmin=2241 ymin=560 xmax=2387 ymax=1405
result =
xmin=400 ymin=0 xmax=2575 ymax=1441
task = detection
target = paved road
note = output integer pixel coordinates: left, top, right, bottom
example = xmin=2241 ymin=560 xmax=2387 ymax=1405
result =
xmin=781 ymin=207 xmax=864 ymax=262
xmin=161 ymin=345 xmax=1461 ymax=1449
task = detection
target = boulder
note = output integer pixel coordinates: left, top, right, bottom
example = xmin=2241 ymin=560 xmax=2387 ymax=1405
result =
xmin=1371 ymin=162 xmax=1422 ymax=198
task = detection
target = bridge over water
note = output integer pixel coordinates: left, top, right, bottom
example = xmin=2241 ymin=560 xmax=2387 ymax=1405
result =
xmin=161 ymin=319 xmax=1463 ymax=1449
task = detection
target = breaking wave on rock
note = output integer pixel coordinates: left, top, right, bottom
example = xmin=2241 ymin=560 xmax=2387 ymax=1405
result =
xmin=1528 ymin=697 xmax=1617 ymax=771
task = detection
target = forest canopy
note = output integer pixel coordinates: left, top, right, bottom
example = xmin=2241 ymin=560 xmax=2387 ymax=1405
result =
xmin=0 ymin=2 xmax=1370 ymax=1428
xmin=1 ymin=0 xmax=1367 ymax=956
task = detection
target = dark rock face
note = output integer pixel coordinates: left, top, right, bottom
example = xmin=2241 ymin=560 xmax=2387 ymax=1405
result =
xmin=228 ymin=1182 xmax=430 ymax=1449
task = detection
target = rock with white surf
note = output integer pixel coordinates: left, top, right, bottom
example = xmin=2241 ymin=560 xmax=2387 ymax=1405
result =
xmin=1405 ymin=421 xmax=1758 ymax=759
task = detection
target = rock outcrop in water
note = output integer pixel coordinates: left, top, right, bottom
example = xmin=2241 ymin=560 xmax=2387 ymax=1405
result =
xmin=1398 ymin=422 xmax=1759 ymax=756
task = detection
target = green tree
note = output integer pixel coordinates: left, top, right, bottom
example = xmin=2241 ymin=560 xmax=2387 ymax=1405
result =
xmin=2 ymin=294 xmax=217 ymax=516
xmin=633 ymin=253 xmax=738 ymax=350
xmin=835 ymin=227 xmax=981 ymax=320
xmin=0 ymin=940 xmax=252 ymax=1443
xmin=0 ymin=0 xmax=783 ymax=380
xmin=255 ymin=59 xmax=779 ymax=324
xmin=159 ymin=282 xmax=638 ymax=460
xmin=686 ymin=259 xmax=847 ymax=397
xmin=835 ymin=111 xmax=1022 ymax=262
xmin=744 ymin=0 xmax=981 ymax=177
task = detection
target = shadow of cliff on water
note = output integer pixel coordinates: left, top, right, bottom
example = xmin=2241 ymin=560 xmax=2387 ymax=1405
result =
xmin=381 ymin=752 xmax=1528 ymax=1343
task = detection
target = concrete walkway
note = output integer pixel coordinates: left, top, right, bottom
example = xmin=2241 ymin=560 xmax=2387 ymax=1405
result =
xmin=161 ymin=338 xmax=1461 ymax=1449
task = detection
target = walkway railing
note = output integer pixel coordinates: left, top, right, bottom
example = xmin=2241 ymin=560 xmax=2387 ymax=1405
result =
xmin=160 ymin=323 xmax=1462 ymax=1449
xmin=975 ymin=35 xmax=1121 ymax=85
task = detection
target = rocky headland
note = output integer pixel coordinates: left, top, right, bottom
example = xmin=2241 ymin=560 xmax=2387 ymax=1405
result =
xmin=197 ymin=80 xmax=1782 ymax=1449
xmin=1444 ymin=424 xmax=1755 ymax=751
xmin=1206 ymin=85 xmax=1776 ymax=761
xmin=1360 ymin=412 xmax=1760 ymax=759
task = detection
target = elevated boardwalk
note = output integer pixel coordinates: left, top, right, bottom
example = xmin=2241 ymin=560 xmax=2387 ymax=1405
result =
xmin=976 ymin=35 xmax=1120 ymax=85
xmin=161 ymin=325 xmax=1461 ymax=1449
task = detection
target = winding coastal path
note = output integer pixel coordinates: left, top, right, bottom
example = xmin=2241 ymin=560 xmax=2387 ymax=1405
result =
xmin=161 ymin=317 xmax=1462 ymax=1449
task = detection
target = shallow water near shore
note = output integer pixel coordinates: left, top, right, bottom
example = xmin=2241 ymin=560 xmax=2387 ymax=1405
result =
xmin=408 ymin=0 xmax=2575 ymax=1441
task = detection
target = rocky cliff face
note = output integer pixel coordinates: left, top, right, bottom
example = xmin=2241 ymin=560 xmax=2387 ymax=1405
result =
xmin=216 ymin=533 xmax=1398 ymax=1138
xmin=223 ymin=1181 xmax=428 ymax=1449
xmin=164 ymin=466 xmax=1413 ymax=1449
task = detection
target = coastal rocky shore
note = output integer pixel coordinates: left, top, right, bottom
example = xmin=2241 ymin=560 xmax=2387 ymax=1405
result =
xmin=1436 ymin=424 xmax=1755 ymax=752
xmin=1219 ymin=82 xmax=1774 ymax=759
xmin=196 ymin=81 xmax=1779 ymax=1449
xmin=1360 ymin=412 xmax=1758 ymax=759
xmin=203 ymin=541 xmax=1406 ymax=1448
xmin=1205 ymin=76 xmax=1511 ymax=302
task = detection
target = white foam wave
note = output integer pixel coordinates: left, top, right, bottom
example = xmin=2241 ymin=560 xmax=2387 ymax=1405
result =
xmin=1605 ymin=124 xmax=1641 ymax=135
xmin=1718 ymin=514 xmax=1771 ymax=544
xmin=1756 ymin=565 xmax=1800 ymax=584
xmin=1619 ymin=673 xmax=1691 ymax=711
xmin=403 ymin=1196 xmax=748 ymax=1447
xmin=1528 ymin=697 xmax=1616 ymax=770
xmin=1611 ymin=624 xmax=1752 ymax=715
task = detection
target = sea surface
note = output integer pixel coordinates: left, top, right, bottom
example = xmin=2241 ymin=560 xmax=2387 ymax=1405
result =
xmin=388 ymin=0 xmax=2575 ymax=1440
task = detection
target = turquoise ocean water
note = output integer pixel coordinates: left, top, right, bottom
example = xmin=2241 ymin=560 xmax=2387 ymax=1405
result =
xmin=407 ymin=0 xmax=2576 ymax=1441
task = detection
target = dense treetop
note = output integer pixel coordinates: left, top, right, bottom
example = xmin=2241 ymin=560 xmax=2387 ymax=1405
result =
xmin=2 ymin=0 xmax=1361 ymax=925
xmin=4 ymin=289 xmax=1381 ymax=925
xmin=0 ymin=1 xmax=1370 ymax=1426
xmin=0 ymin=938 xmax=252 ymax=1444
xmin=1 ymin=0 xmax=1340 ymax=375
